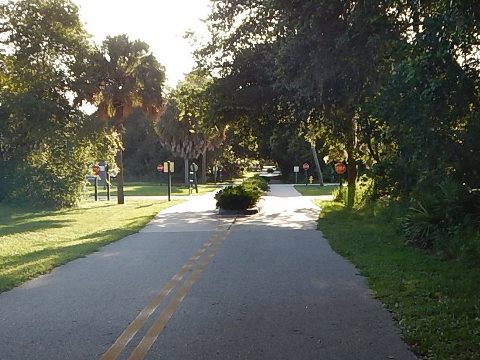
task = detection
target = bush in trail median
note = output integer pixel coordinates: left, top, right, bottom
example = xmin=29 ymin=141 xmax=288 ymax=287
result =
xmin=243 ymin=175 xmax=270 ymax=192
xmin=215 ymin=184 xmax=262 ymax=210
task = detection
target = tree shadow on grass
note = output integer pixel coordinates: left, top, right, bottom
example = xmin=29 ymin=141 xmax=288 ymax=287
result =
xmin=0 ymin=227 xmax=140 ymax=293
xmin=0 ymin=219 xmax=75 ymax=237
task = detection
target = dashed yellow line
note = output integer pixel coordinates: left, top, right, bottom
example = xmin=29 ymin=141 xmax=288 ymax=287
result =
xmin=100 ymin=222 xmax=232 ymax=360
xmin=128 ymin=236 xmax=227 ymax=360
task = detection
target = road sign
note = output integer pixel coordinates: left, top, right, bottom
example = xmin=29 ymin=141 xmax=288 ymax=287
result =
xmin=92 ymin=164 xmax=100 ymax=175
xmin=293 ymin=166 xmax=300 ymax=173
xmin=157 ymin=164 xmax=164 ymax=172
xmin=163 ymin=161 xmax=174 ymax=173
xmin=302 ymin=163 xmax=310 ymax=170
xmin=335 ymin=163 xmax=347 ymax=175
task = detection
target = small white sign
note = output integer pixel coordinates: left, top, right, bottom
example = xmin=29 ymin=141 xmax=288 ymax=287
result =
xmin=163 ymin=161 xmax=174 ymax=173
xmin=293 ymin=166 xmax=299 ymax=173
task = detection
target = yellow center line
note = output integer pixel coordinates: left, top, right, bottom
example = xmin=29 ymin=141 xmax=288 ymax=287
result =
xmin=100 ymin=232 xmax=225 ymax=359
xmin=127 ymin=235 xmax=228 ymax=360
xmin=100 ymin=220 xmax=233 ymax=360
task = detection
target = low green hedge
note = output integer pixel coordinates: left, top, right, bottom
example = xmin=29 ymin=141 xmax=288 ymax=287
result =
xmin=243 ymin=175 xmax=270 ymax=192
xmin=215 ymin=185 xmax=262 ymax=210
xmin=215 ymin=176 xmax=269 ymax=210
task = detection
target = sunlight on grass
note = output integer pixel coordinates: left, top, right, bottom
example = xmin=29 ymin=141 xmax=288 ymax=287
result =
xmin=294 ymin=184 xmax=337 ymax=196
xmin=316 ymin=200 xmax=480 ymax=360
xmin=88 ymin=182 xmax=220 ymax=197
xmin=0 ymin=200 xmax=181 ymax=293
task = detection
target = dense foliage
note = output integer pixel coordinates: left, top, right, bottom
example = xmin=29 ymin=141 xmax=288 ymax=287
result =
xmin=197 ymin=0 xmax=480 ymax=261
xmin=122 ymin=109 xmax=171 ymax=180
xmin=156 ymin=70 xmax=225 ymax=184
xmin=215 ymin=175 xmax=268 ymax=210
xmin=0 ymin=0 xmax=116 ymax=207
xmin=0 ymin=0 xmax=167 ymax=207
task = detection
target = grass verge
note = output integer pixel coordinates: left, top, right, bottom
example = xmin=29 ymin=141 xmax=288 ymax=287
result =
xmin=0 ymin=200 xmax=181 ymax=293
xmin=317 ymin=201 xmax=480 ymax=360
xmin=294 ymin=184 xmax=337 ymax=196
xmin=89 ymin=182 xmax=219 ymax=197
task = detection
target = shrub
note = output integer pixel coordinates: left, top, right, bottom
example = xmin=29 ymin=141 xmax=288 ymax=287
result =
xmin=215 ymin=184 xmax=262 ymax=210
xmin=332 ymin=176 xmax=373 ymax=208
xmin=401 ymin=176 xmax=480 ymax=258
xmin=243 ymin=175 xmax=270 ymax=192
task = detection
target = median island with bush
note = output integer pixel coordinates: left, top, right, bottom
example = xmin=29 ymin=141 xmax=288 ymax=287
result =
xmin=215 ymin=176 xmax=270 ymax=214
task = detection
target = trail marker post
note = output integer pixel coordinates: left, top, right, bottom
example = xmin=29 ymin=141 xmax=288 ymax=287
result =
xmin=302 ymin=163 xmax=310 ymax=186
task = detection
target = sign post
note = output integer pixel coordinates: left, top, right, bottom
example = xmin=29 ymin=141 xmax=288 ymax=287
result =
xmin=293 ymin=166 xmax=299 ymax=184
xmin=188 ymin=171 xmax=194 ymax=195
xmin=157 ymin=163 xmax=165 ymax=197
xmin=302 ymin=163 xmax=310 ymax=186
xmin=92 ymin=164 xmax=100 ymax=201
xmin=335 ymin=162 xmax=347 ymax=196
xmin=162 ymin=161 xmax=174 ymax=201
xmin=167 ymin=162 xmax=171 ymax=201
xmin=106 ymin=163 xmax=110 ymax=201
xmin=190 ymin=162 xmax=199 ymax=193
xmin=213 ymin=165 xmax=218 ymax=184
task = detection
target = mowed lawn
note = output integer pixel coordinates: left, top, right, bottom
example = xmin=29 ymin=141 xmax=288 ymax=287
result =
xmin=90 ymin=182 xmax=220 ymax=197
xmin=0 ymin=200 xmax=181 ymax=293
xmin=317 ymin=201 xmax=480 ymax=359
xmin=294 ymin=184 xmax=337 ymax=196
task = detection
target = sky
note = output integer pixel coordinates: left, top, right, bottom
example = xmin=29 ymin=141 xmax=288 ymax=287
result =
xmin=74 ymin=0 xmax=212 ymax=88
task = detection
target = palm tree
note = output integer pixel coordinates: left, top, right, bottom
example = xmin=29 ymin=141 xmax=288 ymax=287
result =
xmin=84 ymin=35 xmax=165 ymax=204
xmin=156 ymin=71 xmax=225 ymax=185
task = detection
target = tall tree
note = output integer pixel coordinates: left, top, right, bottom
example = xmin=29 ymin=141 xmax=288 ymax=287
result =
xmin=0 ymin=0 xmax=114 ymax=207
xmin=156 ymin=71 xmax=225 ymax=184
xmin=79 ymin=35 xmax=166 ymax=204
xmin=199 ymin=0 xmax=396 ymax=206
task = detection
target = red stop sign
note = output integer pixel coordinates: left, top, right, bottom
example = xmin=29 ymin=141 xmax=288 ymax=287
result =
xmin=335 ymin=163 xmax=347 ymax=175
xmin=302 ymin=163 xmax=310 ymax=170
xmin=92 ymin=165 xmax=100 ymax=175
xmin=157 ymin=164 xmax=164 ymax=172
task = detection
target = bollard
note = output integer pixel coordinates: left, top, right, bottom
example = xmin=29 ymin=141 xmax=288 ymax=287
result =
xmin=94 ymin=176 xmax=98 ymax=201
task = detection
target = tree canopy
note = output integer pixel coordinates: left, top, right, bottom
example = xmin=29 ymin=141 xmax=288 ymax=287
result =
xmin=79 ymin=34 xmax=166 ymax=204
xmin=194 ymin=0 xmax=480 ymax=259
xmin=0 ymin=0 xmax=115 ymax=207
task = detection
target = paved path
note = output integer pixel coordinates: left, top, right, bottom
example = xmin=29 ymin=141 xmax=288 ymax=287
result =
xmin=0 ymin=185 xmax=416 ymax=359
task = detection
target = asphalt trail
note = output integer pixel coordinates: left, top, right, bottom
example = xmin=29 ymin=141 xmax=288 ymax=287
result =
xmin=0 ymin=185 xmax=416 ymax=360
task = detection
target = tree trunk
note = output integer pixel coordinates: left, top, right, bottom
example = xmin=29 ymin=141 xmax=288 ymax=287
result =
xmin=346 ymin=116 xmax=358 ymax=208
xmin=201 ymin=148 xmax=207 ymax=184
xmin=184 ymin=157 xmax=189 ymax=185
xmin=115 ymin=149 xmax=125 ymax=205
xmin=114 ymin=108 xmax=125 ymax=205
xmin=311 ymin=143 xmax=324 ymax=186
xmin=346 ymin=147 xmax=357 ymax=208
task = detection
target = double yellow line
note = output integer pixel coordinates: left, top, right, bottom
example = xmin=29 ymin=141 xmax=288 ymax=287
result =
xmin=100 ymin=220 xmax=234 ymax=360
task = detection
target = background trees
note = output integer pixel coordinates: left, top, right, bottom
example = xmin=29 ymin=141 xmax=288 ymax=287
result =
xmin=156 ymin=71 xmax=225 ymax=184
xmin=0 ymin=1 xmax=167 ymax=207
xmin=0 ymin=0 xmax=115 ymax=207
xmin=196 ymin=0 xmax=480 ymax=257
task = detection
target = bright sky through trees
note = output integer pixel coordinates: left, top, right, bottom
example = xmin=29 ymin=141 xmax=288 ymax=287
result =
xmin=75 ymin=0 xmax=211 ymax=88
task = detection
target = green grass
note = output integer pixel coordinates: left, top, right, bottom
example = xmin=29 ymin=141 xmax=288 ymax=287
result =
xmin=89 ymin=182 xmax=220 ymax=197
xmin=0 ymin=200 xmax=181 ymax=293
xmin=294 ymin=184 xmax=337 ymax=196
xmin=317 ymin=201 xmax=480 ymax=360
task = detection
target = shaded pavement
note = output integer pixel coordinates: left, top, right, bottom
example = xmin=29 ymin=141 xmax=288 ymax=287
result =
xmin=0 ymin=185 xmax=416 ymax=359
